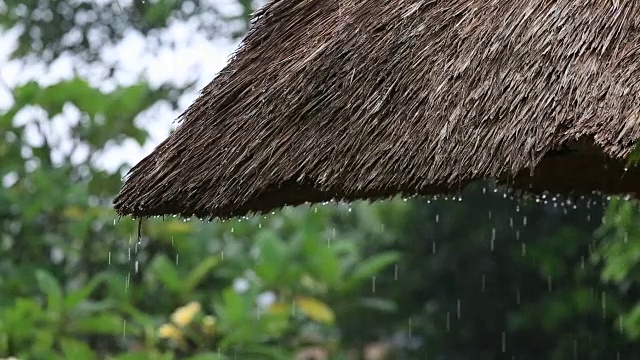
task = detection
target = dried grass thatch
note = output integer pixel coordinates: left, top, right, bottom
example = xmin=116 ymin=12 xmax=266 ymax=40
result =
xmin=114 ymin=0 xmax=640 ymax=219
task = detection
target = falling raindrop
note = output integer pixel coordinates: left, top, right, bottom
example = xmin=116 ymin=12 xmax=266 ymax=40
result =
xmin=231 ymin=227 xmax=234 ymax=233
xmin=122 ymin=320 xmax=127 ymax=340
xmin=523 ymin=216 xmax=527 ymax=226
xmin=602 ymin=291 xmax=607 ymax=319
xmin=456 ymin=299 xmax=461 ymax=319
xmin=547 ymin=276 xmax=552 ymax=292
xmin=624 ymin=232 xmax=628 ymax=243
xmin=501 ymin=332 xmax=507 ymax=352
xmin=135 ymin=260 xmax=139 ymax=274
xmin=446 ymin=311 xmax=451 ymax=331
xmin=488 ymin=211 xmax=492 ymax=219
xmin=435 ymin=214 xmax=440 ymax=223
xmin=619 ymin=315 xmax=624 ymax=333
xmin=372 ymin=276 xmax=376 ymax=292
xmin=408 ymin=317 xmax=412 ymax=338
xmin=521 ymin=243 xmax=526 ymax=256
xmin=125 ymin=273 xmax=130 ymax=293
xmin=108 ymin=251 xmax=111 ymax=265
xmin=581 ymin=256 xmax=585 ymax=269
xmin=394 ymin=264 xmax=399 ymax=280
xmin=432 ymin=241 xmax=437 ymax=254
xmin=221 ymin=251 xmax=224 ymax=260
xmin=509 ymin=217 xmax=514 ymax=228
xmin=490 ymin=228 xmax=496 ymax=251
xmin=128 ymin=248 xmax=131 ymax=261
xmin=176 ymin=253 xmax=179 ymax=265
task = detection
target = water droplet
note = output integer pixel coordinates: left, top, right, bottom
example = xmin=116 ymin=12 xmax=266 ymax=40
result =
xmin=501 ymin=332 xmax=507 ymax=352
xmin=446 ymin=312 xmax=451 ymax=331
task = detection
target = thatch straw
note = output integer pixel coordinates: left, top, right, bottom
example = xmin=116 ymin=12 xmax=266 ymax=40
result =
xmin=114 ymin=0 xmax=640 ymax=219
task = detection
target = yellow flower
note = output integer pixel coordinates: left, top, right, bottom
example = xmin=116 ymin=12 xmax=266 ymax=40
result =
xmin=171 ymin=301 xmax=201 ymax=327
xmin=158 ymin=323 xmax=182 ymax=341
xmin=202 ymin=315 xmax=217 ymax=335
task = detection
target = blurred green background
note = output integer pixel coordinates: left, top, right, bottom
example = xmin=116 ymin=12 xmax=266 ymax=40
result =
xmin=2 ymin=1 xmax=640 ymax=359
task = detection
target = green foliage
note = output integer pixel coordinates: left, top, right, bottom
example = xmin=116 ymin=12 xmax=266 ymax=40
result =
xmin=0 ymin=0 xmax=252 ymax=64
xmin=4 ymin=0 xmax=640 ymax=359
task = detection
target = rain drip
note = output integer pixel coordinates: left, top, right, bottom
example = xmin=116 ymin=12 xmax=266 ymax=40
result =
xmin=446 ymin=311 xmax=451 ymax=331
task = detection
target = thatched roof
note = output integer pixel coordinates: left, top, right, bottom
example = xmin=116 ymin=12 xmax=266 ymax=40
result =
xmin=114 ymin=0 xmax=640 ymax=219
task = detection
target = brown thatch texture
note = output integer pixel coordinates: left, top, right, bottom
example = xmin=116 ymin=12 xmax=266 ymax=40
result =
xmin=114 ymin=0 xmax=640 ymax=219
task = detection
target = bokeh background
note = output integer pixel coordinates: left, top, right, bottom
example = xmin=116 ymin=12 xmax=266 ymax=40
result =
xmin=2 ymin=1 xmax=640 ymax=359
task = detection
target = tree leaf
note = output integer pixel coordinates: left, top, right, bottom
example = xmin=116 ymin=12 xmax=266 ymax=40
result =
xmin=296 ymin=296 xmax=335 ymax=325
xmin=149 ymin=254 xmax=183 ymax=293
xmin=344 ymin=252 xmax=400 ymax=291
xmin=60 ymin=338 xmax=97 ymax=360
xmin=184 ymin=256 xmax=220 ymax=294
xmin=35 ymin=270 xmax=64 ymax=318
